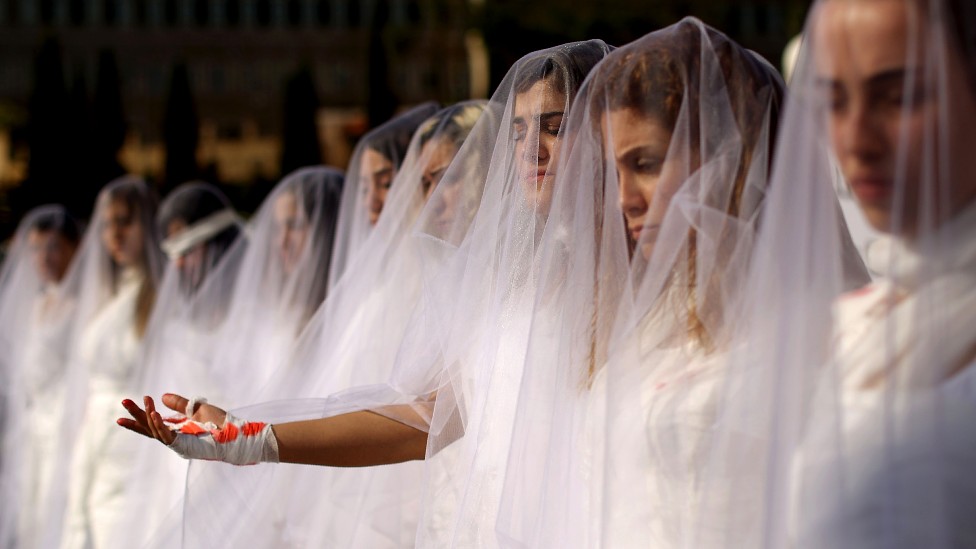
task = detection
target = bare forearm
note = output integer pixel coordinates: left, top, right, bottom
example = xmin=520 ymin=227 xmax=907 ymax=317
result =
xmin=272 ymin=409 xmax=428 ymax=467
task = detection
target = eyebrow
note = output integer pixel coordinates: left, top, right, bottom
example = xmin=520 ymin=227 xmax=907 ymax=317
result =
xmin=512 ymin=110 xmax=565 ymax=126
xmin=815 ymin=67 xmax=921 ymax=89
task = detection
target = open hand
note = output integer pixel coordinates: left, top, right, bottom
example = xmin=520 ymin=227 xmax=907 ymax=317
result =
xmin=118 ymin=394 xmax=227 ymax=445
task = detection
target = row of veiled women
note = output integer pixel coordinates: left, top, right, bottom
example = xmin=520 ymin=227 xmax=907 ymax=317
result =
xmin=2 ymin=1 xmax=975 ymax=547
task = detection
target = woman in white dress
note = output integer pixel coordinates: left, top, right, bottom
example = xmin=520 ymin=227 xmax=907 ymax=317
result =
xmin=693 ymin=1 xmax=976 ymax=547
xmin=0 ymin=206 xmax=81 ymax=548
xmin=158 ymin=101 xmax=490 ymax=549
xmin=115 ymin=182 xmax=244 ymax=548
xmin=60 ymin=176 xmax=164 ymax=549
xmin=119 ymin=41 xmax=610 ymax=548
xmin=490 ymin=19 xmax=825 ymax=548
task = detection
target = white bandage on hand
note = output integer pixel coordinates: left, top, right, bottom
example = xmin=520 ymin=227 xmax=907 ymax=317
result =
xmin=162 ymin=411 xmax=280 ymax=465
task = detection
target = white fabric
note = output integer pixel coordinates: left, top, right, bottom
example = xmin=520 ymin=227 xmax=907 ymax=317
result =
xmin=0 ymin=205 xmax=81 ymax=549
xmin=160 ymin=208 xmax=240 ymax=260
xmin=328 ymin=103 xmax=440 ymax=290
xmin=698 ymin=2 xmax=976 ymax=548
xmin=166 ymin=412 xmax=279 ymax=465
xmin=54 ymin=176 xmax=164 ymax=549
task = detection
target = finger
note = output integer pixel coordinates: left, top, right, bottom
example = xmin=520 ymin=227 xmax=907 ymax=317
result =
xmin=150 ymin=410 xmax=176 ymax=445
xmin=121 ymin=399 xmax=149 ymax=429
xmin=162 ymin=393 xmax=190 ymax=415
xmin=116 ymin=417 xmax=151 ymax=437
xmin=144 ymin=396 xmax=163 ymax=441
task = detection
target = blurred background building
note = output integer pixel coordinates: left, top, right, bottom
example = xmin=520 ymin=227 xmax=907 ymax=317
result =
xmin=0 ymin=0 xmax=808 ymax=238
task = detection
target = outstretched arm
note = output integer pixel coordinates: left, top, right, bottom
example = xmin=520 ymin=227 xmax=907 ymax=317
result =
xmin=119 ymin=394 xmax=428 ymax=467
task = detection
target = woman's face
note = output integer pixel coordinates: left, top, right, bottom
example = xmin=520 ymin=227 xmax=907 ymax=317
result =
xmin=273 ymin=191 xmax=310 ymax=275
xmin=816 ymin=0 xmax=976 ymax=237
xmin=28 ymin=228 xmax=76 ymax=284
xmin=101 ymin=198 xmax=145 ymax=268
xmin=606 ymin=108 xmax=682 ymax=260
xmin=359 ymin=147 xmax=395 ymax=226
xmin=512 ymin=78 xmax=567 ymax=213
xmin=420 ymin=136 xmax=462 ymax=232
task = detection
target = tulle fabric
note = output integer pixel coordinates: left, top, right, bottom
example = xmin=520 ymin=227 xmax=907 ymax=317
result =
xmin=116 ymin=182 xmax=244 ymax=548
xmin=169 ymin=38 xmax=610 ymax=545
xmin=384 ymin=41 xmax=612 ymax=547
xmin=0 ymin=206 xmax=82 ymax=548
xmin=694 ymin=1 xmax=976 ymax=547
xmin=54 ymin=176 xmax=164 ymax=549
xmin=486 ymin=20 xmax=814 ymax=548
xmin=164 ymin=101 xmax=490 ymax=548
xmin=328 ymin=102 xmax=440 ymax=290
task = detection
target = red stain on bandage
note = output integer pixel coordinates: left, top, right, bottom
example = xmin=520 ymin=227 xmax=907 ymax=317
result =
xmin=241 ymin=422 xmax=266 ymax=437
xmin=179 ymin=422 xmax=207 ymax=435
xmin=212 ymin=421 xmax=240 ymax=444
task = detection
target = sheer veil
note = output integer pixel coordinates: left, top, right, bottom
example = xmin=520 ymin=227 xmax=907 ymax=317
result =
xmin=117 ymin=181 xmax=244 ymax=548
xmin=168 ymin=39 xmax=610 ymax=546
xmin=55 ymin=176 xmax=164 ymax=548
xmin=166 ymin=101 xmax=489 ymax=548
xmin=701 ymin=1 xmax=976 ymax=547
xmin=0 ymin=205 xmax=82 ymax=548
xmin=328 ymin=102 xmax=440 ymax=289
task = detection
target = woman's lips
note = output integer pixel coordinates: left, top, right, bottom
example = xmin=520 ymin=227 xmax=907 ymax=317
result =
xmin=850 ymin=176 xmax=893 ymax=203
xmin=629 ymin=224 xmax=661 ymax=242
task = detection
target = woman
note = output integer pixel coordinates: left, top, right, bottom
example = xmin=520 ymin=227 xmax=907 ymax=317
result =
xmin=0 ymin=206 xmax=81 ymax=548
xmin=121 ymin=41 xmax=610 ymax=548
xmin=487 ymin=20 xmax=804 ymax=548
xmin=114 ymin=182 xmax=244 ymax=548
xmin=684 ymin=1 xmax=976 ymax=547
xmin=61 ymin=176 xmax=164 ymax=549
xmin=328 ymin=102 xmax=440 ymax=289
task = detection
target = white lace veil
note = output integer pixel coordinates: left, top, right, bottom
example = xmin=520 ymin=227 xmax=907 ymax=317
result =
xmin=0 ymin=205 xmax=82 ymax=548
xmin=328 ymin=102 xmax=440 ymax=289
xmin=693 ymin=1 xmax=976 ymax=547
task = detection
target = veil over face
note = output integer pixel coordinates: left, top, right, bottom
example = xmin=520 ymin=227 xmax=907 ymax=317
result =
xmin=328 ymin=102 xmax=440 ymax=289
xmin=696 ymin=1 xmax=976 ymax=547
xmin=167 ymin=102 xmax=490 ymax=549
xmin=207 ymin=166 xmax=344 ymax=407
xmin=114 ymin=182 xmax=245 ymax=548
xmin=51 ymin=175 xmax=164 ymax=549
xmin=170 ymin=40 xmax=608 ymax=547
xmin=155 ymin=181 xmax=242 ymax=298
xmin=484 ymin=19 xmax=814 ymax=548
xmin=359 ymin=40 xmax=612 ymax=548
xmin=0 ymin=205 xmax=82 ymax=548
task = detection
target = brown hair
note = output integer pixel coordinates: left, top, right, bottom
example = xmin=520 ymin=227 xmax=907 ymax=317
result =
xmin=593 ymin=19 xmax=785 ymax=351
xmin=104 ymin=182 xmax=157 ymax=337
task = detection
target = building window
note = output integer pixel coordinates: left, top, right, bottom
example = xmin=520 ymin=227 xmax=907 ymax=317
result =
xmin=316 ymin=0 xmax=330 ymax=26
xmin=69 ymin=0 xmax=85 ymax=25
xmin=346 ymin=0 xmax=359 ymax=27
xmin=286 ymin=0 xmax=301 ymax=26
xmin=163 ymin=0 xmax=177 ymax=26
xmin=193 ymin=0 xmax=207 ymax=25
xmin=104 ymin=0 xmax=119 ymax=25
xmin=226 ymin=0 xmax=240 ymax=25
xmin=39 ymin=0 xmax=55 ymax=25
xmin=255 ymin=0 xmax=270 ymax=27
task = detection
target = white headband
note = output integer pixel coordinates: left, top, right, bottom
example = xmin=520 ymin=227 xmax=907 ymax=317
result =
xmin=161 ymin=209 xmax=240 ymax=260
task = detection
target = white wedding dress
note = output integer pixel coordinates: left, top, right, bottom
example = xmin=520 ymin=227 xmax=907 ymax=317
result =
xmin=62 ymin=270 xmax=146 ymax=549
